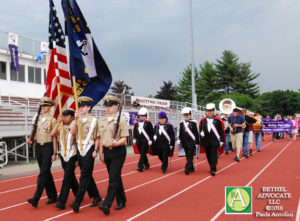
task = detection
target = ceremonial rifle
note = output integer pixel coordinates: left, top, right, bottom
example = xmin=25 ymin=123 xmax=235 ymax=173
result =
xmin=28 ymin=92 xmax=47 ymax=143
xmin=111 ymin=87 xmax=127 ymax=146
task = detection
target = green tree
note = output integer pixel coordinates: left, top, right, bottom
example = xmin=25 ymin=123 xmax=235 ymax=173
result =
xmin=155 ymin=81 xmax=177 ymax=100
xmin=215 ymin=50 xmax=260 ymax=98
xmin=175 ymin=65 xmax=200 ymax=103
xmin=197 ymin=61 xmax=222 ymax=105
xmin=110 ymin=80 xmax=134 ymax=95
xmin=254 ymin=90 xmax=300 ymax=117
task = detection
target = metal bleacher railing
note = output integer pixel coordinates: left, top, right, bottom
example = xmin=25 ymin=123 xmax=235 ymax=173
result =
xmin=0 ymin=30 xmax=46 ymax=61
xmin=0 ymin=93 xmax=206 ymax=163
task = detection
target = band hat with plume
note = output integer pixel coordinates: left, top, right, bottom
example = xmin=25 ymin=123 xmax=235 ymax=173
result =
xmin=40 ymin=97 xmax=54 ymax=106
xmin=103 ymin=95 xmax=120 ymax=106
xmin=206 ymin=103 xmax=216 ymax=111
xmin=78 ymin=96 xmax=93 ymax=107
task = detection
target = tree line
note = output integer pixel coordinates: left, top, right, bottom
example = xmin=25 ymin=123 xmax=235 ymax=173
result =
xmin=110 ymin=50 xmax=300 ymax=117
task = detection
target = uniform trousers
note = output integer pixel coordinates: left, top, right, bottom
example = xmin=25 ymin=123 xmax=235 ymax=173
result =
xmin=138 ymin=143 xmax=149 ymax=170
xmin=157 ymin=144 xmax=170 ymax=170
xmin=183 ymin=145 xmax=195 ymax=172
xmin=103 ymin=146 xmax=127 ymax=208
xmin=204 ymin=144 xmax=218 ymax=172
xmin=33 ymin=142 xmax=57 ymax=201
xmin=75 ymin=145 xmax=100 ymax=205
xmin=58 ymin=155 xmax=78 ymax=205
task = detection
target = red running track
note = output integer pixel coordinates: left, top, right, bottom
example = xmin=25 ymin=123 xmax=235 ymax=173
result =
xmin=0 ymin=135 xmax=299 ymax=221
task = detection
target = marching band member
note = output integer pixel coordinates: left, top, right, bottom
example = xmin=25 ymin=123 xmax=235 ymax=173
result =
xmin=221 ymin=113 xmax=231 ymax=155
xmin=133 ymin=107 xmax=154 ymax=172
xmin=199 ymin=103 xmax=225 ymax=176
xmin=242 ymin=108 xmax=257 ymax=158
xmin=51 ymin=108 xmax=78 ymax=210
xmin=179 ymin=107 xmax=199 ymax=175
xmin=69 ymin=96 xmax=102 ymax=212
xmin=153 ymin=111 xmax=175 ymax=174
xmin=98 ymin=96 xmax=129 ymax=215
xmin=228 ymin=108 xmax=245 ymax=162
xmin=26 ymin=97 xmax=58 ymax=207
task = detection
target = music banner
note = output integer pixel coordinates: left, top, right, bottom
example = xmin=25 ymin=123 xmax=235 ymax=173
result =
xmin=129 ymin=112 xmax=139 ymax=126
xmin=262 ymin=119 xmax=293 ymax=133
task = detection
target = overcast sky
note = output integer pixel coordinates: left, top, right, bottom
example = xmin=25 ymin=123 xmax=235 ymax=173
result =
xmin=1 ymin=0 xmax=299 ymax=96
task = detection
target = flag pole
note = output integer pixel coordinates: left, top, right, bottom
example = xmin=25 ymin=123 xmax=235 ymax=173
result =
xmin=72 ymin=76 xmax=83 ymax=152
xmin=53 ymin=40 xmax=67 ymax=157
xmin=57 ymin=83 xmax=66 ymax=156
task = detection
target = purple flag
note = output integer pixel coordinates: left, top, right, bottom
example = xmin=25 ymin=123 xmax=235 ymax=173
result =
xmin=129 ymin=112 xmax=140 ymax=126
xmin=8 ymin=44 xmax=19 ymax=72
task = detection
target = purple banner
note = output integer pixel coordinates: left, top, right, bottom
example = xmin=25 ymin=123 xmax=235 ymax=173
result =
xmin=262 ymin=119 xmax=293 ymax=133
xmin=129 ymin=112 xmax=140 ymax=126
xmin=9 ymin=44 xmax=19 ymax=72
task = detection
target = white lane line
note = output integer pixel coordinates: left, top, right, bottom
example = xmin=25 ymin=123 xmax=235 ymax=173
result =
xmin=126 ymin=142 xmax=273 ymax=221
xmin=0 ymin=157 xmax=185 ymax=211
xmin=296 ymin=197 xmax=300 ymax=221
xmin=0 ymin=156 xmax=157 ymax=194
xmin=210 ymin=141 xmax=292 ymax=221
xmin=0 ymin=153 xmax=142 ymax=183
xmin=43 ymin=159 xmax=207 ymax=221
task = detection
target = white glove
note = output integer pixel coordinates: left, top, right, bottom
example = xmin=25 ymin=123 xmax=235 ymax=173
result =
xmin=153 ymin=135 xmax=157 ymax=141
xmin=177 ymin=140 xmax=181 ymax=145
xmin=220 ymin=142 xmax=224 ymax=147
xmin=133 ymin=139 xmax=136 ymax=144
xmin=170 ymin=146 xmax=173 ymax=150
xmin=200 ymin=131 xmax=205 ymax=137
xmin=148 ymin=141 xmax=152 ymax=146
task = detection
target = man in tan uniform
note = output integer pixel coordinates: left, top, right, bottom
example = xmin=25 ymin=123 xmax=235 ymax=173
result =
xmin=98 ymin=96 xmax=129 ymax=215
xmin=51 ymin=108 xmax=78 ymax=210
xmin=69 ymin=96 xmax=101 ymax=212
xmin=26 ymin=97 xmax=58 ymax=207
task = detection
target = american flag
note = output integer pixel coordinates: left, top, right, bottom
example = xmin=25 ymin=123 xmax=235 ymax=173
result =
xmin=46 ymin=0 xmax=75 ymax=118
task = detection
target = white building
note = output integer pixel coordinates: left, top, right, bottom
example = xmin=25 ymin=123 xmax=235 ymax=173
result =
xmin=0 ymin=31 xmax=46 ymax=98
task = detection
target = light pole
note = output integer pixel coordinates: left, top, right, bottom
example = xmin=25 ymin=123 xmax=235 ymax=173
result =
xmin=189 ymin=0 xmax=197 ymax=108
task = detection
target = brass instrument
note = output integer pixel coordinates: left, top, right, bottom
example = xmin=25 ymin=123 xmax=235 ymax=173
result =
xmin=219 ymin=99 xmax=236 ymax=115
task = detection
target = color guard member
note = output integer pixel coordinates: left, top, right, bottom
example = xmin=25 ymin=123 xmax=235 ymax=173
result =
xmin=26 ymin=97 xmax=58 ymax=207
xmin=69 ymin=96 xmax=102 ymax=212
xmin=98 ymin=96 xmax=129 ymax=215
xmin=51 ymin=108 xmax=78 ymax=210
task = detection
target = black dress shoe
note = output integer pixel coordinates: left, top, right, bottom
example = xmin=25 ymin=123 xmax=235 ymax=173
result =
xmin=46 ymin=198 xmax=58 ymax=205
xmin=234 ymin=156 xmax=240 ymax=162
xmin=225 ymin=151 xmax=229 ymax=155
xmin=115 ymin=202 xmax=126 ymax=210
xmin=210 ymin=171 xmax=216 ymax=176
xmin=99 ymin=204 xmax=110 ymax=215
xmin=144 ymin=165 xmax=150 ymax=170
xmin=90 ymin=196 xmax=102 ymax=207
xmin=137 ymin=168 xmax=144 ymax=172
xmin=258 ymin=150 xmax=261 ymax=152
xmin=245 ymin=155 xmax=249 ymax=158
xmin=162 ymin=169 xmax=166 ymax=174
xmin=54 ymin=203 xmax=65 ymax=210
xmin=184 ymin=170 xmax=189 ymax=175
xmin=70 ymin=202 xmax=79 ymax=213
xmin=27 ymin=198 xmax=38 ymax=208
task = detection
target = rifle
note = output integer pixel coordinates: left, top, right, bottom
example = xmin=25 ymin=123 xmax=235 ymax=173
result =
xmin=28 ymin=92 xmax=47 ymax=143
xmin=112 ymin=87 xmax=127 ymax=141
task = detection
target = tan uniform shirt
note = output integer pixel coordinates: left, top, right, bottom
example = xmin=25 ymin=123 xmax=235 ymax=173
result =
xmin=76 ymin=115 xmax=98 ymax=143
xmin=98 ymin=116 xmax=129 ymax=147
xmin=58 ymin=124 xmax=77 ymax=157
xmin=36 ymin=115 xmax=56 ymax=145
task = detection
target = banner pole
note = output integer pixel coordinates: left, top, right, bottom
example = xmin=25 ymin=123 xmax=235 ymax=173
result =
xmin=72 ymin=76 xmax=83 ymax=152
xmin=57 ymin=83 xmax=66 ymax=156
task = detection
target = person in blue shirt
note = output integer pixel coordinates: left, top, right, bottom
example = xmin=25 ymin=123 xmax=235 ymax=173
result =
xmin=228 ymin=108 xmax=245 ymax=162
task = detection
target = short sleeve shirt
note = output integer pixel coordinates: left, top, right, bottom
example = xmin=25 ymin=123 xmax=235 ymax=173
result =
xmin=228 ymin=114 xmax=245 ymax=134
xmin=77 ymin=116 xmax=98 ymax=142
xmin=98 ymin=116 xmax=129 ymax=147
xmin=58 ymin=124 xmax=77 ymax=157
xmin=36 ymin=115 xmax=56 ymax=144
